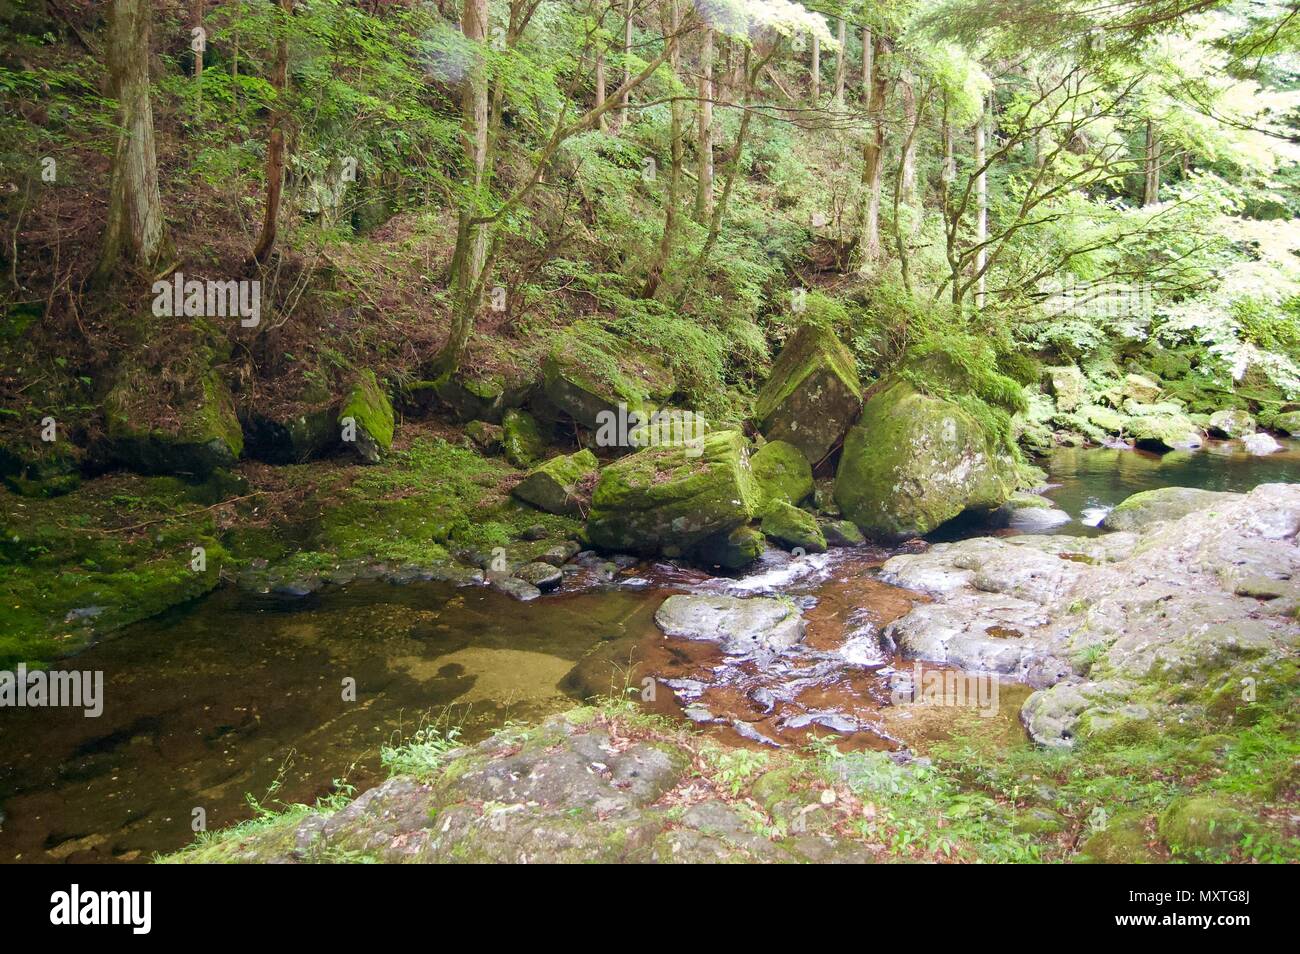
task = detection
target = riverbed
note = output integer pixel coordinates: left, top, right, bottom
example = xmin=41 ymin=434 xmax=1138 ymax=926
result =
xmin=1 ymin=440 xmax=1295 ymax=862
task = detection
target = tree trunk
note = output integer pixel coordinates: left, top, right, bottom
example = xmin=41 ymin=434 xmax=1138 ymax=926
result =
xmin=429 ymin=0 xmax=490 ymax=377
xmin=1143 ymin=119 xmax=1161 ymax=205
xmin=861 ymin=25 xmax=870 ymax=87
xmin=643 ymin=0 xmax=682 ymax=299
xmin=595 ymin=48 xmax=608 ymax=133
xmin=93 ymin=0 xmax=170 ymax=283
xmin=900 ymin=71 xmax=918 ymax=206
xmin=974 ymin=95 xmax=988 ymax=311
xmin=832 ymin=18 xmax=845 ymax=108
xmin=249 ymin=0 xmax=294 ymax=266
xmin=614 ymin=0 xmax=632 ymax=132
xmin=810 ymin=36 xmax=820 ymax=104
xmin=695 ymin=26 xmax=714 ymax=221
xmin=857 ymin=31 xmax=889 ymax=275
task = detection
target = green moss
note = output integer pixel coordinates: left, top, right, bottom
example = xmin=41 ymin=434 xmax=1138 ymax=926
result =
xmin=339 ymin=370 xmax=395 ymax=461
xmin=750 ymin=440 xmax=813 ymax=506
xmin=542 ymin=321 xmax=675 ymax=428
xmin=587 ymin=429 xmax=761 ymax=556
xmin=501 ymin=409 xmax=545 ymax=468
xmin=753 ymin=322 xmax=862 ymax=464
xmin=760 ymin=500 xmax=826 ymax=553
xmin=1159 ymin=796 xmax=1252 ymax=855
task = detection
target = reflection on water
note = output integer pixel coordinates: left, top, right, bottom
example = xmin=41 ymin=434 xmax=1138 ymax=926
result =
xmin=0 ymin=581 xmax=664 ymax=863
xmin=1040 ymin=439 xmax=1300 ymax=535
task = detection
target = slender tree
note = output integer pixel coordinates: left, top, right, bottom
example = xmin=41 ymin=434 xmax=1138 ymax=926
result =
xmin=93 ymin=0 xmax=171 ymax=283
xmin=248 ymin=0 xmax=294 ymax=265
xmin=695 ymin=24 xmax=714 ymax=221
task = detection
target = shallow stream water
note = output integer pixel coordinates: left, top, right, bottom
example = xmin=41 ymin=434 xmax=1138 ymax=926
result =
xmin=1 ymin=441 xmax=1295 ymax=862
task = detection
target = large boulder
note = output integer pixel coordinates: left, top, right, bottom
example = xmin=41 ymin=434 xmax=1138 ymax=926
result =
xmin=1125 ymin=404 xmax=1203 ymax=452
xmin=1122 ymin=373 xmax=1162 ymax=404
xmin=502 ymin=409 xmax=545 ymax=468
xmin=242 ymin=383 xmax=337 ymax=464
xmin=105 ymin=350 xmax=243 ymax=478
xmin=431 ymin=366 xmax=535 ymax=423
xmin=690 ymin=525 xmax=766 ymax=570
xmin=338 ymin=370 xmax=394 ymax=464
xmin=1208 ymin=408 xmax=1255 ymax=439
xmin=1042 ymin=365 xmax=1086 ymax=412
xmin=511 ymin=449 xmax=599 ymax=516
xmin=654 ymin=593 xmax=805 ymax=654
xmin=586 ymin=429 xmax=761 ymax=556
xmin=1102 ymin=487 xmax=1241 ymax=532
xmin=760 ymin=500 xmax=826 ymax=553
xmin=753 ymin=324 xmax=862 ymax=465
xmin=541 ymin=322 xmax=675 ymax=430
xmin=834 ymin=380 xmax=1017 ymax=540
xmin=750 ymin=439 xmax=813 ymax=506
xmin=1273 ymin=410 xmax=1300 ymax=436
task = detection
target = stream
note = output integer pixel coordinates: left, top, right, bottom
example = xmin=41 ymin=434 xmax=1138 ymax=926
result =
xmin=1 ymin=439 xmax=1296 ymax=863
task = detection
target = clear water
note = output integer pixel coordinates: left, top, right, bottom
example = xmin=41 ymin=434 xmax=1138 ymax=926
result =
xmin=1 ymin=441 xmax=1294 ymax=862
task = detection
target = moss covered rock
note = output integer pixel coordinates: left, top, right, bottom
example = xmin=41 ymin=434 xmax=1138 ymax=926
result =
xmin=750 ymin=439 xmax=813 ymax=506
xmin=691 ymin=525 xmax=766 ymax=570
xmin=760 ymin=500 xmax=827 ymax=553
xmin=105 ymin=352 xmax=243 ymax=478
xmin=586 ymin=430 xmax=761 ymax=557
xmin=502 ymin=409 xmax=546 ymax=468
xmin=1122 ymin=373 xmax=1162 ymax=404
xmin=0 ymin=436 xmax=82 ymax=497
xmin=1126 ymin=405 xmax=1203 ymax=451
xmin=1208 ymin=408 xmax=1256 ymax=439
xmin=338 ymin=370 xmax=394 ymax=464
xmin=753 ymin=324 xmax=862 ymax=465
xmin=542 ymin=322 xmax=675 ymax=429
xmin=511 ymin=449 xmax=598 ymax=516
xmin=1158 ymin=796 xmax=1251 ymax=853
xmin=1042 ymin=365 xmax=1086 ymax=412
xmin=1077 ymin=812 xmax=1159 ymax=864
xmin=1273 ymin=409 xmax=1300 ymax=436
xmin=1101 ymin=486 xmax=1240 ymax=532
xmin=465 ymin=420 xmax=504 ymax=454
xmin=834 ymin=381 xmax=1016 ymax=540
xmin=432 ymin=367 xmax=536 ymax=423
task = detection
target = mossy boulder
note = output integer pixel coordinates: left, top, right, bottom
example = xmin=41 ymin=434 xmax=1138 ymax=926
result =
xmin=834 ymin=380 xmax=1016 ymax=540
xmin=691 ymin=525 xmax=766 ymax=570
xmin=465 ymin=420 xmax=504 ymax=454
xmin=1143 ymin=347 xmax=1193 ymax=381
xmin=1076 ymin=812 xmax=1159 ymax=864
xmin=1158 ymin=796 xmax=1251 ymax=853
xmin=1126 ymin=405 xmax=1203 ymax=451
xmin=511 ymin=449 xmax=599 ymax=516
xmin=1208 ymin=408 xmax=1256 ymax=439
xmin=1122 ymin=373 xmax=1162 ymax=404
xmin=753 ymin=323 xmax=862 ymax=465
xmin=586 ymin=430 xmax=761 ymax=557
xmin=105 ymin=353 xmax=243 ymax=478
xmin=1042 ymin=365 xmax=1086 ymax=412
xmin=502 ymin=408 xmax=546 ymax=468
xmin=338 ymin=370 xmax=394 ymax=464
xmin=542 ymin=322 xmax=675 ymax=429
xmin=1272 ymin=409 xmax=1300 ymax=436
xmin=822 ymin=518 xmax=865 ymax=547
xmin=760 ymin=500 xmax=827 ymax=553
xmin=1102 ymin=487 xmax=1240 ymax=532
xmin=431 ymin=367 xmax=536 ymax=423
xmin=750 ymin=439 xmax=813 ymax=506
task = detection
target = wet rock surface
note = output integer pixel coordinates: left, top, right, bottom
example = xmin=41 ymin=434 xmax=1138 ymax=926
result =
xmin=881 ymin=483 xmax=1300 ymax=747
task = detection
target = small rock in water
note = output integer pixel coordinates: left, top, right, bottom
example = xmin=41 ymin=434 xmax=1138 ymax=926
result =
xmin=515 ymin=562 xmax=562 ymax=592
xmin=490 ymin=576 xmax=542 ymax=602
xmin=731 ymin=720 xmax=782 ymax=747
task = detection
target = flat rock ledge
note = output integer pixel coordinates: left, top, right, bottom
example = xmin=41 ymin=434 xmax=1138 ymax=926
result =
xmin=879 ymin=483 xmax=1300 ymax=747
